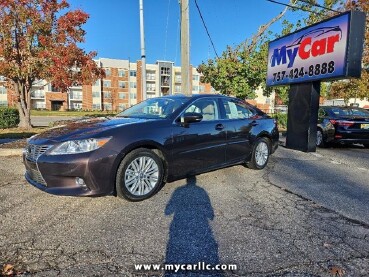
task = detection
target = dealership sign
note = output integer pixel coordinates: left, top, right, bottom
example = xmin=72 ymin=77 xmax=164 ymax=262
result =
xmin=266 ymin=11 xmax=365 ymax=87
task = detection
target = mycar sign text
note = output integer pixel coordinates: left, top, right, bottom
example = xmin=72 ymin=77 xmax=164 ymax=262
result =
xmin=266 ymin=11 xmax=365 ymax=87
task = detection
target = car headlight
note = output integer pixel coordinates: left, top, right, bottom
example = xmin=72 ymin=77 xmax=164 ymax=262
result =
xmin=48 ymin=137 xmax=111 ymax=155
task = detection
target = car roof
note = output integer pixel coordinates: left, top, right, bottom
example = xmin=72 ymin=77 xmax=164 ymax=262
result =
xmin=321 ymin=106 xmax=367 ymax=110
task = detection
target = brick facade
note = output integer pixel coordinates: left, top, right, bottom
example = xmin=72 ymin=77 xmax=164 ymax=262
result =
xmin=45 ymin=91 xmax=68 ymax=111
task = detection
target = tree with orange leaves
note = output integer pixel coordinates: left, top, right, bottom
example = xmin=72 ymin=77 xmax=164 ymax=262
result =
xmin=329 ymin=0 xmax=369 ymax=104
xmin=0 ymin=0 xmax=105 ymax=128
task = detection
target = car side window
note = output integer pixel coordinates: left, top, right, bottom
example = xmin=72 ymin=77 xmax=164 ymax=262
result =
xmin=184 ymin=99 xmax=219 ymax=121
xmin=221 ymin=99 xmax=254 ymax=119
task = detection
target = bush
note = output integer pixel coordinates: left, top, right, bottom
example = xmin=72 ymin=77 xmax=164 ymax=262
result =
xmin=274 ymin=113 xmax=288 ymax=130
xmin=0 ymin=108 xmax=20 ymax=128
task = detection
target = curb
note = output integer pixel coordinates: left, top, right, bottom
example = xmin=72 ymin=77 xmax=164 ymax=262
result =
xmin=0 ymin=149 xmax=23 ymax=157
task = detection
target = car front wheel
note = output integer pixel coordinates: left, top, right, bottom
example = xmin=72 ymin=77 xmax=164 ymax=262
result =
xmin=116 ymin=148 xmax=164 ymax=201
xmin=247 ymin=137 xmax=271 ymax=170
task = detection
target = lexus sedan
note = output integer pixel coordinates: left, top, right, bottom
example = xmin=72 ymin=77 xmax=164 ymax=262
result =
xmin=23 ymin=94 xmax=279 ymax=201
xmin=317 ymin=106 xmax=369 ymax=148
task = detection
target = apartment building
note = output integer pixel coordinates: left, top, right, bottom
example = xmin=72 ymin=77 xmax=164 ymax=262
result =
xmin=1 ymin=58 xmax=215 ymax=111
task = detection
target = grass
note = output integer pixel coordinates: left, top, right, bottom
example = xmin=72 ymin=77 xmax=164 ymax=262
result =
xmin=31 ymin=110 xmax=118 ymax=117
xmin=0 ymin=127 xmax=46 ymax=139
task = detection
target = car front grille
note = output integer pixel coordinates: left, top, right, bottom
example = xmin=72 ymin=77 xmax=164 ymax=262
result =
xmin=25 ymin=144 xmax=51 ymax=162
xmin=27 ymin=168 xmax=47 ymax=186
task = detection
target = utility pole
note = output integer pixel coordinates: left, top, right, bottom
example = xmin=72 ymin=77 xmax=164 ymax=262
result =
xmin=180 ymin=0 xmax=191 ymax=96
xmin=139 ymin=0 xmax=147 ymax=100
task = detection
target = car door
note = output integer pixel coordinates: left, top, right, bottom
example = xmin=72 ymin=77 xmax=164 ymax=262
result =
xmin=170 ymin=98 xmax=227 ymax=176
xmin=219 ymin=98 xmax=256 ymax=163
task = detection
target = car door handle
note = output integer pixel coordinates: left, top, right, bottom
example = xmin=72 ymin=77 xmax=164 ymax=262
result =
xmin=215 ymin=124 xmax=224 ymax=130
xmin=251 ymin=121 xmax=258 ymax=126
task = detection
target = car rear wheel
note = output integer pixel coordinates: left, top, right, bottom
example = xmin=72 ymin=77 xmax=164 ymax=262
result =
xmin=316 ymin=129 xmax=326 ymax=148
xmin=116 ymin=148 xmax=164 ymax=201
xmin=247 ymin=137 xmax=270 ymax=170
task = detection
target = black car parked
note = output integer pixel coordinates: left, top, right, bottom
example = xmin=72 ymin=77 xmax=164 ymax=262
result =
xmin=24 ymin=94 xmax=279 ymax=201
xmin=317 ymin=106 xmax=369 ymax=148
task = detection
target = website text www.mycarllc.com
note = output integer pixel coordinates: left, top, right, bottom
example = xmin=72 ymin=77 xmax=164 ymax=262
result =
xmin=134 ymin=262 xmax=237 ymax=273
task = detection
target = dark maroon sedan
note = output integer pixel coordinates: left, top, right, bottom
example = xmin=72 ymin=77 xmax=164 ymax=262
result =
xmin=23 ymin=94 xmax=279 ymax=201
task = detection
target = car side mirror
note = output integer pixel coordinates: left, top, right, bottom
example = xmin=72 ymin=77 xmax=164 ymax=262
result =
xmin=180 ymin=112 xmax=203 ymax=127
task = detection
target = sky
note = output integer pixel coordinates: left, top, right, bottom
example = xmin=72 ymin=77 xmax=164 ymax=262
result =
xmin=67 ymin=0 xmax=305 ymax=66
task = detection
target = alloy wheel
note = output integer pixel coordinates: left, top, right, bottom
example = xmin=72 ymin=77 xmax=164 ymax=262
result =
xmin=255 ymin=141 xmax=269 ymax=167
xmin=124 ymin=156 xmax=159 ymax=196
xmin=317 ymin=130 xmax=323 ymax=146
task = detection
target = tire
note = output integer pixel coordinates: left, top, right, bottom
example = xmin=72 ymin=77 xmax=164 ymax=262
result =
xmin=116 ymin=148 xmax=164 ymax=201
xmin=247 ymin=137 xmax=271 ymax=170
xmin=316 ymin=129 xmax=326 ymax=148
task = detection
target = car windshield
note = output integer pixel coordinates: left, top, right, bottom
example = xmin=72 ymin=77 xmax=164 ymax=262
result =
xmin=116 ymin=97 xmax=186 ymax=119
xmin=331 ymin=107 xmax=369 ymax=117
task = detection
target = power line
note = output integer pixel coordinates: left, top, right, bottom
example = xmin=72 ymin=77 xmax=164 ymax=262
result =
xmin=265 ymin=0 xmax=322 ymax=15
xmin=164 ymin=0 xmax=171 ymax=60
xmin=194 ymin=0 xmax=219 ymax=58
xmin=296 ymin=0 xmax=342 ymax=14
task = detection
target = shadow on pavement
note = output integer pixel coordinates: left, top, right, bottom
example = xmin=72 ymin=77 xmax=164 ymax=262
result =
xmin=164 ymin=176 xmax=223 ymax=276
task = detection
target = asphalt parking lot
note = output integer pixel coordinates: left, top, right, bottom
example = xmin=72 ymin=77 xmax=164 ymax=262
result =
xmin=1 ymin=145 xmax=369 ymax=276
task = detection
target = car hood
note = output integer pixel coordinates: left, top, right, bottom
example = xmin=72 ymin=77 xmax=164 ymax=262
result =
xmin=31 ymin=117 xmax=156 ymax=143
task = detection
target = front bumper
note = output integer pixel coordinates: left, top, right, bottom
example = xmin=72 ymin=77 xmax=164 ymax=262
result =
xmin=23 ymin=147 xmax=119 ymax=196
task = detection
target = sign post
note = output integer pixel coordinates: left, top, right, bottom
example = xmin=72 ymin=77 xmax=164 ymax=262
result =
xmin=266 ymin=10 xmax=366 ymax=152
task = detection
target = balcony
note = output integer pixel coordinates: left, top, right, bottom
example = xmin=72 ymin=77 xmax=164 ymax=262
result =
xmin=69 ymin=94 xmax=83 ymax=100
xmin=31 ymin=93 xmax=45 ymax=99
xmin=146 ymin=75 xmax=156 ymax=81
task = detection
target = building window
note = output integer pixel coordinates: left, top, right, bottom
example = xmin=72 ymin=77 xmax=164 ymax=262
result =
xmin=0 ymin=76 xmax=6 ymax=81
xmin=71 ymin=103 xmax=82 ymax=110
xmin=104 ymin=92 xmax=112 ymax=99
xmin=130 ymin=82 xmax=136 ymax=88
xmin=92 ymin=104 xmax=101 ymax=110
xmin=192 ymin=86 xmax=199 ymax=92
xmin=118 ymin=103 xmax=126 ymax=111
xmin=199 ymin=85 xmax=205 ymax=92
xmin=32 ymin=102 xmax=45 ymax=109
xmin=130 ymin=70 xmax=136 ymax=77
xmin=103 ymin=80 xmax=111 ymax=87
xmin=175 ymin=85 xmax=181 ymax=93
xmin=92 ymin=91 xmax=100 ymax=98
xmin=104 ymin=68 xmax=111 ymax=76
xmin=147 ymin=84 xmax=155 ymax=91
xmin=0 ymin=86 xmax=7 ymax=94
xmin=147 ymin=72 xmax=155 ymax=80
xmin=160 ymin=67 xmax=170 ymax=75
xmin=118 ymin=69 xmax=126 ymax=77
xmin=119 ymin=81 xmax=126 ymax=88
xmin=266 ymin=98 xmax=271 ymax=104
xmin=104 ymin=103 xmax=112 ymax=111
xmin=175 ymin=75 xmax=181 ymax=83
xmin=0 ymin=100 xmax=8 ymax=107
xmin=130 ymin=93 xmax=137 ymax=99
xmin=118 ymin=93 xmax=126 ymax=99
xmin=93 ymin=80 xmax=100 ymax=86
xmin=192 ymin=75 xmax=199 ymax=81
xmin=70 ymin=92 xmax=82 ymax=100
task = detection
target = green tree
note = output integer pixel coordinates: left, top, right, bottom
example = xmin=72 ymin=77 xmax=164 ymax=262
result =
xmin=0 ymin=0 xmax=105 ymax=128
xmin=329 ymin=0 xmax=369 ymax=103
xmin=198 ymin=2 xmax=292 ymax=99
